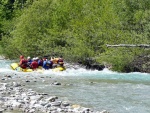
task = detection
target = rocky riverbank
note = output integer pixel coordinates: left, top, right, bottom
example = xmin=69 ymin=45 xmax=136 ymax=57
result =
xmin=0 ymin=74 xmax=109 ymax=113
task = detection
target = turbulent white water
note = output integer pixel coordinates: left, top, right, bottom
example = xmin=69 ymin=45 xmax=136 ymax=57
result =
xmin=0 ymin=60 xmax=150 ymax=113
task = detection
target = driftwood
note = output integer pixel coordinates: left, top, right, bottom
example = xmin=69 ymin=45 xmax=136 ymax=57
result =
xmin=0 ymin=55 xmax=5 ymax=60
xmin=106 ymin=44 xmax=150 ymax=48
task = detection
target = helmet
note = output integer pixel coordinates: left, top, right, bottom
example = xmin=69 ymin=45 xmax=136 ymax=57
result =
xmin=36 ymin=57 xmax=39 ymax=60
xmin=20 ymin=55 xmax=24 ymax=59
xmin=27 ymin=56 xmax=31 ymax=59
xmin=32 ymin=58 xmax=36 ymax=61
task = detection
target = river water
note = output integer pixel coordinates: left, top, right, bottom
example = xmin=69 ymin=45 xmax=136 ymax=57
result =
xmin=0 ymin=60 xmax=150 ymax=113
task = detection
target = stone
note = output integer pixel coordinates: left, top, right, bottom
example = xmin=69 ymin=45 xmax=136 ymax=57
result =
xmin=62 ymin=101 xmax=70 ymax=107
xmin=0 ymin=108 xmax=4 ymax=113
xmin=100 ymin=110 xmax=109 ymax=113
xmin=29 ymin=109 xmax=35 ymax=113
xmin=47 ymin=97 xmax=55 ymax=102
xmin=53 ymin=82 xmax=61 ymax=85
xmin=51 ymin=101 xmax=61 ymax=106
xmin=26 ymin=80 xmax=30 ymax=82
xmin=1 ymin=78 xmax=5 ymax=80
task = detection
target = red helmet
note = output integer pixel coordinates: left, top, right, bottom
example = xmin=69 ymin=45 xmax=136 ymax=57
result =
xmin=20 ymin=55 xmax=24 ymax=59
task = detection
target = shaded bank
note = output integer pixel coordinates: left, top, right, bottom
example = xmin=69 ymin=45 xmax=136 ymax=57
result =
xmin=78 ymin=56 xmax=150 ymax=73
xmin=125 ymin=54 xmax=150 ymax=73
xmin=77 ymin=58 xmax=105 ymax=71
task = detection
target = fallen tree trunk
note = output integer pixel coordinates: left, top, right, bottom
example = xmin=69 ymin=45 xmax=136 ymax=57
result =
xmin=106 ymin=44 xmax=150 ymax=48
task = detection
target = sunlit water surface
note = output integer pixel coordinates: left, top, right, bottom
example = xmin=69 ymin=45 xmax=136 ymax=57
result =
xmin=0 ymin=60 xmax=150 ymax=113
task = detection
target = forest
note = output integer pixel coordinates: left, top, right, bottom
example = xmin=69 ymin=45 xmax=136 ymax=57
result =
xmin=0 ymin=0 xmax=150 ymax=72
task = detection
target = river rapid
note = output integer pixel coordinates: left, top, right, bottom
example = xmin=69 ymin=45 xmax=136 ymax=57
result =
xmin=0 ymin=60 xmax=150 ymax=113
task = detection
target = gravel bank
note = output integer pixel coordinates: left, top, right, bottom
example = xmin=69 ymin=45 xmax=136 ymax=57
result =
xmin=0 ymin=73 xmax=109 ymax=113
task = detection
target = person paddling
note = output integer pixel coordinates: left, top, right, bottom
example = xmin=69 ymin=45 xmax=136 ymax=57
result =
xmin=27 ymin=56 xmax=32 ymax=68
xmin=43 ymin=58 xmax=53 ymax=70
xmin=19 ymin=55 xmax=28 ymax=69
xmin=30 ymin=58 xmax=38 ymax=70
xmin=58 ymin=56 xmax=64 ymax=66
xmin=51 ymin=57 xmax=58 ymax=68
xmin=38 ymin=57 xmax=43 ymax=68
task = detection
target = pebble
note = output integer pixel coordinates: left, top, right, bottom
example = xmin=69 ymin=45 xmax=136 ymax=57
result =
xmin=62 ymin=101 xmax=70 ymax=107
xmin=53 ymin=82 xmax=61 ymax=85
xmin=1 ymin=78 xmax=5 ymax=80
xmin=51 ymin=101 xmax=61 ymax=106
xmin=26 ymin=80 xmax=30 ymax=82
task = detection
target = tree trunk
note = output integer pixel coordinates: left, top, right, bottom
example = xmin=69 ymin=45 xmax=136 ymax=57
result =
xmin=106 ymin=44 xmax=150 ymax=48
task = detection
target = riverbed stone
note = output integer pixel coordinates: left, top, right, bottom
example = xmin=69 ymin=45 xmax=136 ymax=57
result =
xmin=62 ymin=101 xmax=70 ymax=107
xmin=53 ymin=82 xmax=61 ymax=85
xmin=25 ymin=80 xmax=30 ymax=82
xmin=51 ymin=101 xmax=61 ymax=106
xmin=46 ymin=96 xmax=58 ymax=102
xmin=45 ymin=103 xmax=51 ymax=108
xmin=13 ymin=82 xmax=21 ymax=87
xmin=100 ymin=110 xmax=109 ymax=113
xmin=29 ymin=108 xmax=36 ymax=113
xmin=39 ymin=101 xmax=48 ymax=106
xmin=1 ymin=78 xmax=5 ymax=80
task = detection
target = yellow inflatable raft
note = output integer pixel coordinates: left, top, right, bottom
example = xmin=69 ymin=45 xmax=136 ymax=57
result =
xmin=10 ymin=63 xmax=65 ymax=72
xmin=10 ymin=63 xmax=33 ymax=72
xmin=52 ymin=66 xmax=66 ymax=72
xmin=10 ymin=63 xmax=19 ymax=70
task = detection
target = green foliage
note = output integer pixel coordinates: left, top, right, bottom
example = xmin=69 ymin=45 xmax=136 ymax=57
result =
xmin=0 ymin=0 xmax=150 ymax=71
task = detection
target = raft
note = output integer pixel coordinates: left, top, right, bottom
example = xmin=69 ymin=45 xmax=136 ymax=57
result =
xmin=10 ymin=63 xmax=66 ymax=72
xmin=10 ymin=63 xmax=19 ymax=70
xmin=10 ymin=63 xmax=33 ymax=72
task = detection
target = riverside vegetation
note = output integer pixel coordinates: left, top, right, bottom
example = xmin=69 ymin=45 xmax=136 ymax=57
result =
xmin=0 ymin=0 xmax=150 ymax=72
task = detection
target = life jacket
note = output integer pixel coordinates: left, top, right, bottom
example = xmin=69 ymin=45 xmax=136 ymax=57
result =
xmin=43 ymin=60 xmax=49 ymax=70
xmin=30 ymin=61 xmax=38 ymax=69
xmin=38 ymin=59 xmax=43 ymax=66
xmin=20 ymin=59 xmax=28 ymax=69
xmin=52 ymin=58 xmax=59 ymax=64
xmin=22 ymin=59 xmax=28 ymax=64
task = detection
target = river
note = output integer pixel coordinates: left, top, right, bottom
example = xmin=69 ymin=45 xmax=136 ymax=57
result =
xmin=0 ymin=60 xmax=150 ymax=113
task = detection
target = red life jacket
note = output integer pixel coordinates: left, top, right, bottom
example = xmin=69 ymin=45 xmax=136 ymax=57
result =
xmin=30 ymin=61 xmax=38 ymax=69
xmin=58 ymin=58 xmax=64 ymax=65
xmin=20 ymin=59 xmax=28 ymax=69
xmin=58 ymin=58 xmax=63 ymax=62
xmin=22 ymin=59 xmax=27 ymax=64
